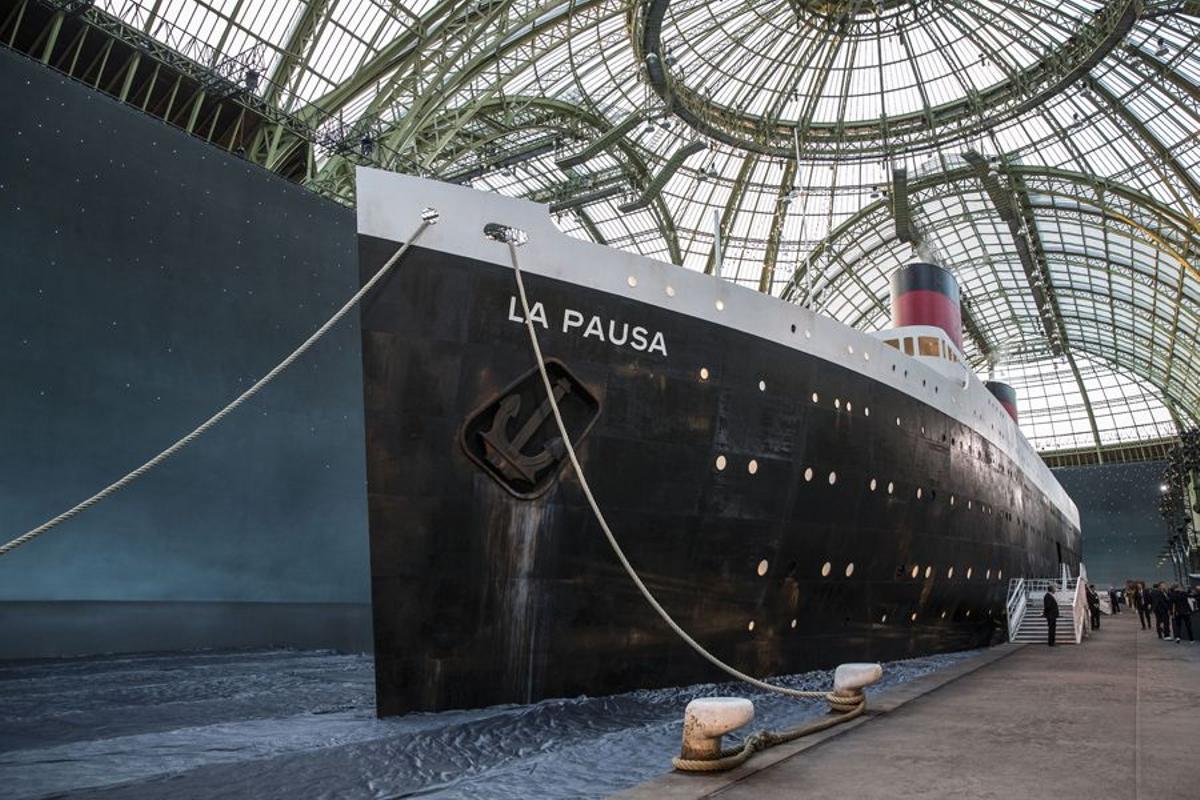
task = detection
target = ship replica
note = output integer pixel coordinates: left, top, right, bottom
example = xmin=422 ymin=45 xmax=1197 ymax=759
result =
xmin=356 ymin=168 xmax=1081 ymax=716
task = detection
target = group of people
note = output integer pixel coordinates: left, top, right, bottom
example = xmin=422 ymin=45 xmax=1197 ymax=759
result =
xmin=1126 ymin=581 xmax=1196 ymax=643
xmin=1040 ymin=579 xmax=1198 ymax=646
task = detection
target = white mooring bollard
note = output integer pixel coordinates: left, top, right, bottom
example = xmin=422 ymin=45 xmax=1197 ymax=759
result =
xmin=679 ymin=697 xmax=755 ymax=761
xmin=833 ymin=662 xmax=884 ymax=693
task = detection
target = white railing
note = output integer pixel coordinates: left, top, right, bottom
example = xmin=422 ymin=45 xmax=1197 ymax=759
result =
xmin=1006 ymin=564 xmax=1090 ymax=644
xmin=1006 ymin=577 xmax=1027 ymax=639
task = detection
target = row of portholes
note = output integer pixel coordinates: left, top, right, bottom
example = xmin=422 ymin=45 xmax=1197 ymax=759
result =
xmin=901 ymin=564 xmax=1003 ymax=581
xmin=723 ymin=455 xmax=1007 ymax=520
xmin=748 ymin=607 xmax=1000 ymax=632
xmin=698 ymin=370 xmax=874 ymax=420
xmin=756 ymin=558 xmax=1003 ymax=582
xmin=715 ymin=454 xmax=760 ymax=474
xmin=818 ymin=561 xmax=855 ymax=577
xmin=695 ymin=372 xmax=1039 ymax=525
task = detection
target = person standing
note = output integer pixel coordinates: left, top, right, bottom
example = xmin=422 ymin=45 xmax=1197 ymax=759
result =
xmin=1043 ymin=586 xmax=1059 ymax=647
xmin=1133 ymin=583 xmax=1150 ymax=630
xmin=1108 ymin=587 xmax=1121 ymax=613
xmin=1086 ymin=584 xmax=1101 ymax=630
xmin=1150 ymin=583 xmax=1172 ymax=640
xmin=1169 ymin=584 xmax=1194 ymax=643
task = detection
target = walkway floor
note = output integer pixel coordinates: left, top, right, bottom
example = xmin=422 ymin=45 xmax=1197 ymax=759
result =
xmin=617 ymin=611 xmax=1200 ymax=799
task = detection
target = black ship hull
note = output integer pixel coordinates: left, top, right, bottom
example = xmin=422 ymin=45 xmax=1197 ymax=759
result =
xmin=358 ymin=207 xmax=1081 ymax=715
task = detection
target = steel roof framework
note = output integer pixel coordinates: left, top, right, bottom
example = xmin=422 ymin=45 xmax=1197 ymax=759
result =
xmin=26 ymin=0 xmax=1200 ymax=455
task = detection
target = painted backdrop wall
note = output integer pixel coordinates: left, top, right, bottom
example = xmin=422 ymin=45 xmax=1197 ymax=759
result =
xmin=1053 ymin=461 xmax=1177 ymax=588
xmin=0 ymin=48 xmax=370 ymax=656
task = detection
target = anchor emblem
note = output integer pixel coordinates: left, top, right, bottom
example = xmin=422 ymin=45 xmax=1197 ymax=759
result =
xmin=460 ymin=360 xmax=600 ymax=498
xmin=478 ymin=379 xmax=569 ymax=484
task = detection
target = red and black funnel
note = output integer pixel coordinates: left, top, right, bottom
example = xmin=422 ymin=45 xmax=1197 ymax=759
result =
xmin=985 ymin=381 xmax=1019 ymax=423
xmin=890 ymin=262 xmax=963 ymax=351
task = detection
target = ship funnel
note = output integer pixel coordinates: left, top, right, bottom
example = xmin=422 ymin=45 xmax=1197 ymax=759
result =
xmin=985 ymin=381 xmax=1019 ymax=423
xmin=890 ymin=262 xmax=963 ymax=351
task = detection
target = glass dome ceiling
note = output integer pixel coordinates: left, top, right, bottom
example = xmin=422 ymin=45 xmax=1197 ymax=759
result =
xmin=80 ymin=0 xmax=1200 ymax=454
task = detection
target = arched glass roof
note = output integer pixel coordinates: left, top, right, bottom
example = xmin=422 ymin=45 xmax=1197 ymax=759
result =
xmin=88 ymin=0 xmax=1200 ymax=453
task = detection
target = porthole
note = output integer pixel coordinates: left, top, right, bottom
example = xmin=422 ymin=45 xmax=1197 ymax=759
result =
xmin=998 ymin=570 xmax=1003 ymax=580
xmin=896 ymin=417 xmax=902 ymax=427
xmin=790 ymin=618 xmax=798 ymax=629
xmin=846 ymin=402 xmax=853 ymax=413
xmin=811 ymin=392 xmax=819 ymax=403
xmin=864 ymin=407 xmax=870 ymax=417
xmin=941 ymin=610 xmax=948 ymax=619
xmin=699 ymin=367 xmax=710 ymax=381
xmin=968 ymin=500 xmax=973 ymax=509
xmin=916 ymin=487 xmax=923 ymax=500
xmin=821 ymin=562 xmax=832 ymax=577
xmin=715 ymin=300 xmax=725 ymax=311
xmin=924 ymin=566 xmax=932 ymax=579
xmin=869 ymin=478 xmax=877 ymax=491
xmin=758 ymin=380 xmax=766 ymax=392
xmin=922 ymin=379 xmax=927 ymax=387
xmin=881 ymin=614 xmax=888 ymax=623
xmin=986 ymin=569 xmax=992 ymax=580
xmin=966 ymin=610 xmax=972 ymax=618
xmin=747 ymin=620 xmax=755 ymax=631
xmin=910 ymin=612 xmax=918 ymax=622
xmin=828 ymin=471 xmax=837 ymax=485
xmin=966 ymin=567 xmax=973 ymax=579
xmin=804 ymin=467 xmax=814 ymax=482
xmin=748 ymin=459 xmax=759 ymax=475
xmin=715 ymin=454 xmax=727 ymax=471
xmin=947 ymin=567 xmax=954 ymax=578
xmin=665 ymin=285 xmax=676 ymax=297
xmin=756 ymin=559 xmax=769 ymax=577
xmin=627 ymin=275 xmax=638 ymax=287
xmin=834 ymin=398 xmax=841 ymax=409
xmin=911 ymin=565 xmax=920 ymax=579
xmin=887 ymin=481 xmax=895 ymax=495
xmin=950 ymin=495 xmax=956 ymax=506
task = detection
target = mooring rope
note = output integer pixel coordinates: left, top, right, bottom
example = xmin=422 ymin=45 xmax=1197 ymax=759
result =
xmin=0 ymin=219 xmax=433 ymax=558
xmin=503 ymin=235 xmax=866 ymax=771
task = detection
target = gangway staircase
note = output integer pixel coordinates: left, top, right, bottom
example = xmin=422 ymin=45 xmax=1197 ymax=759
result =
xmin=1005 ymin=564 xmax=1091 ymax=644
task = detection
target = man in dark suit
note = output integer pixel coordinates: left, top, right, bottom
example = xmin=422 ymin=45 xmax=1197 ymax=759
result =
xmin=1150 ymin=583 xmax=1172 ymax=640
xmin=1133 ymin=583 xmax=1150 ymax=630
xmin=1169 ymin=584 xmax=1194 ymax=643
xmin=1086 ymin=584 xmax=1101 ymax=630
xmin=1043 ymin=586 xmax=1059 ymax=647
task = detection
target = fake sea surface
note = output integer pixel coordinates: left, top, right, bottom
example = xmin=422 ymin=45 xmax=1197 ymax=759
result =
xmin=0 ymin=648 xmax=978 ymax=799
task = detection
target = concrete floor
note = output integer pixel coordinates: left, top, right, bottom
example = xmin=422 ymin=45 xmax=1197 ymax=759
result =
xmin=618 ymin=611 xmax=1200 ymax=799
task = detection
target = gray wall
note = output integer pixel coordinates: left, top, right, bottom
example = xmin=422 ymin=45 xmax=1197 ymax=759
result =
xmin=1053 ymin=461 xmax=1177 ymax=588
xmin=0 ymin=49 xmax=370 ymax=655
